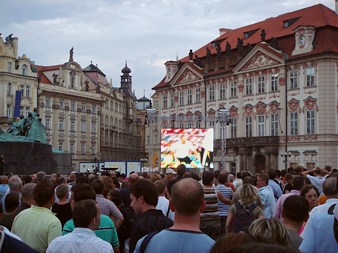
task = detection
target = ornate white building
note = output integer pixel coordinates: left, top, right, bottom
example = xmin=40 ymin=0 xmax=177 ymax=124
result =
xmin=152 ymin=4 xmax=338 ymax=173
xmin=0 ymin=34 xmax=38 ymax=123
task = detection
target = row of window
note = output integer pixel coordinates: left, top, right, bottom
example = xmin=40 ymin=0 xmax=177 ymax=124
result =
xmin=160 ymin=111 xmax=316 ymax=138
xmin=57 ymin=141 xmax=96 ymax=154
xmin=104 ymin=100 xmax=124 ymax=113
xmin=45 ymin=117 xmax=97 ymax=133
xmin=7 ymin=83 xmax=31 ymax=97
xmin=44 ymin=98 xmax=97 ymax=113
xmin=6 ymin=106 xmax=31 ymax=118
xmin=162 ymin=68 xmax=316 ymax=108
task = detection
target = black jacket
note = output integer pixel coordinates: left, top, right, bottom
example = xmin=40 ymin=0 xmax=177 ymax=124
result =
xmin=129 ymin=209 xmax=173 ymax=253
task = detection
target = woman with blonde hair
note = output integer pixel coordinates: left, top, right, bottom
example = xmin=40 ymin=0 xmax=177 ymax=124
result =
xmin=249 ymin=218 xmax=291 ymax=246
xmin=226 ymin=183 xmax=264 ymax=233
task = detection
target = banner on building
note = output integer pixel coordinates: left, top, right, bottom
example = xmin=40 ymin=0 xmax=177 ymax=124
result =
xmin=13 ymin=90 xmax=22 ymax=118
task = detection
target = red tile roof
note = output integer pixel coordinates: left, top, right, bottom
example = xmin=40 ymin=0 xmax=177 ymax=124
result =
xmin=36 ymin=65 xmax=62 ymax=85
xmin=183 ymin=4 xmax=338 ymax=61
xmin=153 ymin=4 xmax=338 ymax=90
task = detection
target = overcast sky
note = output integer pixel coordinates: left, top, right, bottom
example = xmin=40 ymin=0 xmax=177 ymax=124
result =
xmin=0 ymin=0 xmax=335 ymax=99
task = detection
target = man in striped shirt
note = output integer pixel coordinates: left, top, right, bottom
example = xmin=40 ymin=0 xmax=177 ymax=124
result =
xmin=200 ymin=171 xmax=221 ymax=240
xmin=215 ymin=173 xmax=233 ymax=235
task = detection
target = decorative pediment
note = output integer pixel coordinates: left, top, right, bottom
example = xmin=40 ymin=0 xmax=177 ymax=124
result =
xmin=240 ymin=51 xmax=280 ymax=71
xmin=233 ymin=45 xmax=284 ymax=73
xmin=176 ymin=68 xmax=201 ymax=84
xmin=243 ymin=104 xmax=254 ymax=117
xmin=288 ymin=98 xmax=300 ymax=112
xmin=303 ymin=96 xmax=318 ymax=112
xmin=229 ymin=106 xmax=239 ymax=118
xmin=255 ymin=101 xmax=267 ymax=115
xmin=269 ymin=101 xmax=280 ymax=114
xmin=208 ymin=108 xmax=216 ymax=117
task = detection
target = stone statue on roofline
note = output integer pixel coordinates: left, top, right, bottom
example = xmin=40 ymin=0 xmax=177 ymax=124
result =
xmin=0 ymin=108 xmax=46 ymax=144
xmin=69 ymin=47 xmax=74 ymax=62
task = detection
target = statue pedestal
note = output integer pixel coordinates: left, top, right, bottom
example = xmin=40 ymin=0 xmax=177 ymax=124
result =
xmin=0 ymin=142 xmax=56 ymax=175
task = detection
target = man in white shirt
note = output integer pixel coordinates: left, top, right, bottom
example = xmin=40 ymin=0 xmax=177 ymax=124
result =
xmin=170 ymin=135 xmax=198 ymax=165
xmin=47 ymin=199 xmax=114 ymax=253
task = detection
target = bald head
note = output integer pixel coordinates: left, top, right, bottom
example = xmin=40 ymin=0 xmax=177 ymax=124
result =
xmin=171 ymin=178 xmax=204 ymax=216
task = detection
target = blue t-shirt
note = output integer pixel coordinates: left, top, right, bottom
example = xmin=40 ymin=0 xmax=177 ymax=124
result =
xmin=134 ymin=229 xmax=215 ymax=253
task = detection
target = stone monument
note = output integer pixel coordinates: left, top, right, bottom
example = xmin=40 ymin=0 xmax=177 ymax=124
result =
xmin=0 ymin=109 xmax=57 ymax=175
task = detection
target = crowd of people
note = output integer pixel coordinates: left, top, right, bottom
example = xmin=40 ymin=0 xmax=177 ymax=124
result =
xmin=0 ymin=164 xmax=337 ymax=252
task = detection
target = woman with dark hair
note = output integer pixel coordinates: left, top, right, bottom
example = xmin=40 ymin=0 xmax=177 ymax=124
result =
xmin=300 ymin=184 xmax=320 ymax=212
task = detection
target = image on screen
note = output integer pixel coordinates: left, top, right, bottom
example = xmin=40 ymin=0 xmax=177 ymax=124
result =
xmin=161 ymin=128 xmax=214 ymax=169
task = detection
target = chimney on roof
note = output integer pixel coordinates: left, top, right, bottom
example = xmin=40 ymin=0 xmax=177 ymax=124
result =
xmin=219 ymin=28 xmax=232 ymax=36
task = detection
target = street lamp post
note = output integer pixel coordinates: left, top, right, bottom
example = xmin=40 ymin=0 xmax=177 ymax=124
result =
xmin=146 ymin=108 xmax=157 ymax=172
xmin=217 ymin=108 xmax=230 ymax=171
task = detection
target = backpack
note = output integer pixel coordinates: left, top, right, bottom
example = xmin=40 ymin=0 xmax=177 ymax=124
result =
xmin=231 ymin=202 xmax=257 ymax=233
xmin=328 ymin=204 xmax=338 ymax=243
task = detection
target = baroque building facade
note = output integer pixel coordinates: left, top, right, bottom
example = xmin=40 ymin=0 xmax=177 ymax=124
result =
xmin=0 ymin=37 xmax=141 ymax=171
xmin=152 ymin=4 xmax=338 ymax=173
xmin=37 ymin=55 xmax=140 ymax=169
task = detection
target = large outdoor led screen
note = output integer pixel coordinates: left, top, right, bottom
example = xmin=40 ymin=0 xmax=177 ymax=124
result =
xmin=161 ymin=128 xmax=214 ymax=169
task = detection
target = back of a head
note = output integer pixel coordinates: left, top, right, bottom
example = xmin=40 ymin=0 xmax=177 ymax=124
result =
xmin=130 ymin=179 xmax=158 ymax=207
xmin=154 ymin=180 xmax=167 ymax=195
xmin=128 ymin=173 xmax=139 ymax=185
xmin=36 ymin=171 xmax=47 ymax=182
xmin=240 ymin=184 xmax=259 ymax=204
xmin=71 ymin=183 xmax=96 ymax=202
xmin=248 ymin=218 xmax=290 ymax=246
xmin=323 ymin=176 xmax=338 ymax=197
xmin=284 ymin=173 xmax=293 ymax=183
xmin=268 ymin=170 xmax=276 ymax=180
xmin=108 ymin=189 xmax=122 ymax=207
xmin=33 ymin=180 xmax=55 ymax=206
xmin=91 ymin=179 xmax=104 ymax=194
xmin=257 ymin=173 xmax=269 ymax=185
xmin=292 ymin=176 xmax=305 ymax=191
xmin=202 ymin=171 xmax=214 ymax=186
xmin=283 ymin=195 xmax=309 ymax=223
xmin=242 ymin=176 xmax=253 ymax=185
xmin=5 ymin=192 xmax=20 ymax=212
xmin=1 ymin=176 xmax=8 ymax=184
xmin=171 ymin=178 xmax=203 ymax=216
xmin=210 ymin=232 xmax=253 ymax=253
xmin=76 ymin=174 xmax=89 ymax=184
xmin=56 ymin=184 xmax=69 ymax=199
xmin=8 ymin=175 xmax=22 ymax=191
xmin=72 ymin=199 xmax=97 ymax=228
xmin=218 ymin=173 xmax=227 ymax=184
xmin=177 ymin=164 xmax=186 ymax=177
xmin=21 ymin=183 xmax=36 ymax=202
xmin=236 ymin=172 xmax=242 ymax=179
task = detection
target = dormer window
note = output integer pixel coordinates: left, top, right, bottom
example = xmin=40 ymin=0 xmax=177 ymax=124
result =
xmin=243 ymin=29 xmax=259 ymax=39
xmin=211 ymin=39 xmax=225 ymax=48
xmin=283 ymin=17 xmax=300 ymax=28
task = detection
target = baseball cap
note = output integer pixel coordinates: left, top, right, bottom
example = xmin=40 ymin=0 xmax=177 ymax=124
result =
xmin=166 ymin=168 xmax=177 ymax=175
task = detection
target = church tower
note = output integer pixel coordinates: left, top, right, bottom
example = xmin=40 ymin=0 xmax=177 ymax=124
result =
xmin=120 ymin=61 xmax=134 ymax=96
